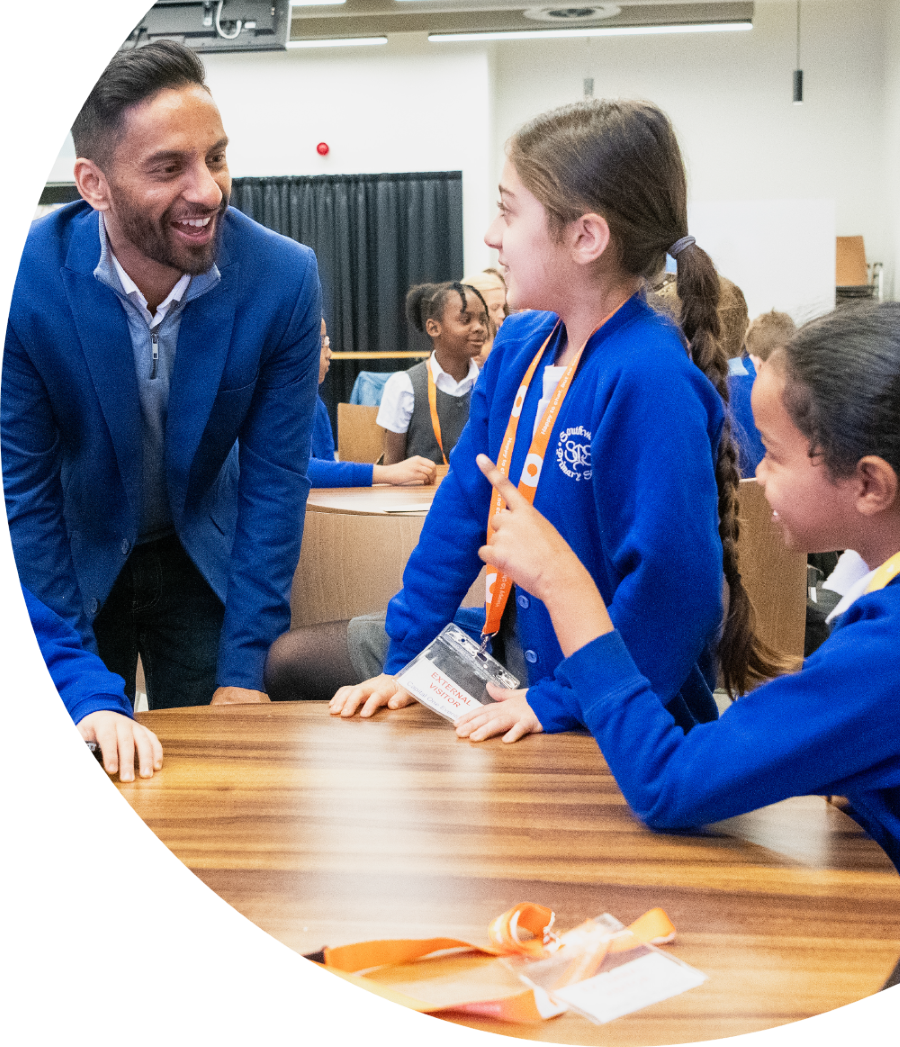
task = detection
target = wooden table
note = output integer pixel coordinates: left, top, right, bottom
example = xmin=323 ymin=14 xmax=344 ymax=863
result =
xmin=305 ymin=487 xmax=437 ymax=516
xmin=291 ymin=471 xmax=483 ymax=627
xmin=120 ymin=702 xmax=900 ymax=1045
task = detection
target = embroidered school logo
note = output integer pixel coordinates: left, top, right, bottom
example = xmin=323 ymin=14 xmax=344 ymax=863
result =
xmin=556 ymin=426 xmax=592 ymax=481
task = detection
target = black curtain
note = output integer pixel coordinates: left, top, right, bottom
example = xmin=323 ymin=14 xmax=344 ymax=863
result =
xmin=230 ymin=172 xmax=463 ymax=421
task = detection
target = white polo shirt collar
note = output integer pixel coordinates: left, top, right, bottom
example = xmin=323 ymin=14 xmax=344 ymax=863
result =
xmin=428 ymin=351 xmax=479 ymax=396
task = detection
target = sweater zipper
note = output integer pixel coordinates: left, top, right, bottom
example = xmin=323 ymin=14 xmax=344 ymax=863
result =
xmin=150 ymin=331 xmax=159 ymax=380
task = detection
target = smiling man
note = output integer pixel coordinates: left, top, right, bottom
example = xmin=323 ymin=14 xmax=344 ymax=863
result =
xmin=2 ymin=41 xmax=322 ymax=708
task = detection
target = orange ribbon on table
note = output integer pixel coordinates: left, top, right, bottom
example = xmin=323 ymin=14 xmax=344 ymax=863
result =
xmin=311 ymin=902 xmax=676 ymax=1024
xmin=482 ymin=309 xmax=621 ymax=640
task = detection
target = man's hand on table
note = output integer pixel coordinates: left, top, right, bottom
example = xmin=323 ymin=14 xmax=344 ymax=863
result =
xmin=211 ymin=687 xmax=271 ymax=705
xmin=78 ymin=710 xmax=164 ymax=782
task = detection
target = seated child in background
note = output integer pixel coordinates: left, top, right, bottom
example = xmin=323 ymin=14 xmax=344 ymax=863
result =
xmin=456 ymin=302 xmax=900 ymax=873
xmin=745 ymin=309 xmax=797 ymax=372
xmin=25 ymin=586 xmax=163 ymax=781
xmin=736 ymin=307 xmax=795 ymax=473
xmin=652 ymin=273 xmax=764 ymax=477
xmin=377 ymin=282 xmax=489 ymax=466
xmin=310 ymin=318 xmax=436 ymax=488
xmin=462 ymin=269 xmax=509 ymax=367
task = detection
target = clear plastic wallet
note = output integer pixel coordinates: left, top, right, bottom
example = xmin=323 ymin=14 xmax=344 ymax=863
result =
xmin=395 ymin=623 xmax=520 ymax=724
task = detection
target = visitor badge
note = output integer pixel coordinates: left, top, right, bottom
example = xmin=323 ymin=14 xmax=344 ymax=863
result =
xmin=395 ymin=623 xmax=520 ymax=724
xmin=506 ymin=913 xmax=706 ymax=1026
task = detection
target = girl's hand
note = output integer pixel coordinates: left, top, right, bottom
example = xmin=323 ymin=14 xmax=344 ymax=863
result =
xmin=454 ymin=682 xmax=543 ymax=743
xmin=476 ymin=454 xmax=615 ymax=659
xmin=373 ymin=456 xmax=437 ymax=486
xmin=329 ymin=673 xmax=415 ymax=718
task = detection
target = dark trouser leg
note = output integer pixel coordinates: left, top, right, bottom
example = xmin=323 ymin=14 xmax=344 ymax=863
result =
xmin=264 ymin=612 xmax=392 ymax=701
xmin=265 ymin=620 xmax=357 ymax=701
xmin=92 ymin=577 xmax=140 ymax=707
xmin=264 ymin=607 xmax=539 ymax=704
xmin=93 ymin=534 xmax=224 ymax=709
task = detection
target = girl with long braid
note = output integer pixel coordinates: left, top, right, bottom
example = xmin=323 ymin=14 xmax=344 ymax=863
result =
xmin=330 ymin=99 xmax=788 ymax=731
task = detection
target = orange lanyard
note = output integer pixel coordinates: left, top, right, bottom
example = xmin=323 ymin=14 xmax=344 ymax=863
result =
xmin=426 ymin=360 xmax=448 ymax=466
xmin=316 ymin=902 xmax=677 ymax=1025
xmin=483 ymin=315 xmax=612 ymax=638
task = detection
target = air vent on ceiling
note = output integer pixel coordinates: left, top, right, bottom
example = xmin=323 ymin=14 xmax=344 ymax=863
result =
xmin=523 ymin=5 xmax=623 ymax=24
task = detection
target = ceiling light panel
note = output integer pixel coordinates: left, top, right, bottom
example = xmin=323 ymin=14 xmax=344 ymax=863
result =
xmin=289 ymin=2 xmax=755 ymax=43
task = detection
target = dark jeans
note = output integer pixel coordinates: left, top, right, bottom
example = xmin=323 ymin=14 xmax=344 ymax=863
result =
xmin=93 ymin=533 xmax=224 ymax=709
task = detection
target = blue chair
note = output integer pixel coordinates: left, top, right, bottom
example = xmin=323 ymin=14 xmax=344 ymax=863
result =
xmin=350 ymin=371 xmax=396 ymax=407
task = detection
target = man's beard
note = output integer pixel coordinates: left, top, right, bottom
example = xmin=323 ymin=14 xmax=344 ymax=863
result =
xmin=114 ymin=191 xmax=229 ymax=276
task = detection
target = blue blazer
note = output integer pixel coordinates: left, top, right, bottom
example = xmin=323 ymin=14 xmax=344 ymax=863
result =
xmin=2 ymin=202 xmax=322 ymax=690
xmin=23 ymin=586 xmax=133 ymax=725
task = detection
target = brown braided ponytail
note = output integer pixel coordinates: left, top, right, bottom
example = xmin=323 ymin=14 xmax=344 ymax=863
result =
xmin=509 ymin=99 xmax=793 ymax=695
xmin=675 ymin=248 xmax=796 ymax=692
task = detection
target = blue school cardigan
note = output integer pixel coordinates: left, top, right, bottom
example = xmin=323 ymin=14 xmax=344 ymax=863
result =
xmin=727 ymin=356 xmax=766 ymax=477
xmin=308 ymin=396 xmax=374 ymax=488
xmin=384 ymin=297 xmax=726 ymax=731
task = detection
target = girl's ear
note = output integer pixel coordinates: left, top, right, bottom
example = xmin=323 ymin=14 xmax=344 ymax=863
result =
xmin=567 ymin=212 xmax=613 ymax=266
xmin=425 ymin=316 xmax=442 ymax=340
xmin=853 ymin=456 xmax=899 ymax=516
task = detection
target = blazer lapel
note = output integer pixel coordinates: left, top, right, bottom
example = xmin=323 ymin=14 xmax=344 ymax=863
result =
xmin=61 ymin=219 xmax=143 ymax=525
xmin=165 ymin=259 xmax=238 ymax=524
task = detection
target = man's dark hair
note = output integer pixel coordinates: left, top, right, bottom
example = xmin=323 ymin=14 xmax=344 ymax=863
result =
xmin=72 ymin=40 xmax=208 ymax=169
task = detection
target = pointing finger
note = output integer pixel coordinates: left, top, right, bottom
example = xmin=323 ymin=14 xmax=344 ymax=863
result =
xmin=476 ymin=454 xmax=529 ymax=511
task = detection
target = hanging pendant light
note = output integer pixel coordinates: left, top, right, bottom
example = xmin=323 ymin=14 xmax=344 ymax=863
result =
xmin=793 ymin=1 xmax=803 ymax=104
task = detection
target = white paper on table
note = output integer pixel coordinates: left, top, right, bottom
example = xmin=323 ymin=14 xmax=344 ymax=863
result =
xmin=383 ymin=503 xmax=434 ymax=514
xmin=551 ymin=951 xmax=707 ymax=1025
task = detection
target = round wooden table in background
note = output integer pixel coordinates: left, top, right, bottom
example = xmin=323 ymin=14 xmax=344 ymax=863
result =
xmin=291 ymin=470 xmax=483 ymax=627
xmin=120 ymin=702 xmax=900 ymax=1046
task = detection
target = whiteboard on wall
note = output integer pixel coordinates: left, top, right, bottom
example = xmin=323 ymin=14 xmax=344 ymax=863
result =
xmin=688 ymin=199 xmax=836 ymax=325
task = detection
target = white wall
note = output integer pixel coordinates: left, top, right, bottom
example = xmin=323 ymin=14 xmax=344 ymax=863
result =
xmin=206 ymin=41 xmax=494 ymax=274
xmin=47 ymin=38 xmax=494 ymax=273
xmin=492 ymin=0 xmax=890 ymax=310
xmin=883 ymin=0 xmax=900 ymax=299
xmin=45 ymin=0 xmax=897 ymax=303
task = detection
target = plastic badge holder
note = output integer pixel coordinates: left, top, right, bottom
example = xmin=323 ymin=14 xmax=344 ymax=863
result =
xmin=503 ymin=914 xmax=707 ymax=1025
xmin=394 ymin=623 xmax=520 ymax=724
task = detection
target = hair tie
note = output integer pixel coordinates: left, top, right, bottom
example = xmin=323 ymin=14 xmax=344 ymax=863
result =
xmin=669 ymin=236 xmax=695 ymax=258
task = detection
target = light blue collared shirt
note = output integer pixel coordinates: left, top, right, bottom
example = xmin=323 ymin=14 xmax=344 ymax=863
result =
xmin=93 ymin=213 xmax=221 ymax=543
